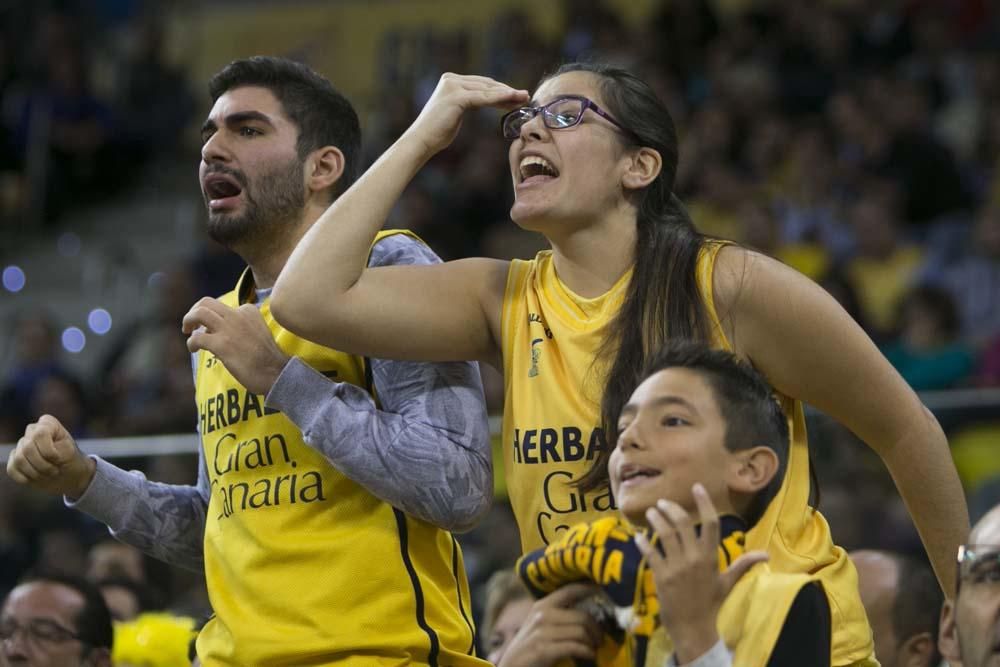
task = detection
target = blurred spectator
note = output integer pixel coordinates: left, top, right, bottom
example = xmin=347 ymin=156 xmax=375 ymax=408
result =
xmin=114 ymin=16 xmax=194 ymax=161
xmin=480 ymin=569 xmax=533 ymax=662
xmin=96 ymin=577 xmax=151 ymax=622
xmin=483 ymin=9 xmax=555 ymax=88
xmin=30 ymin=372 xmax=91 ymax=439
xmin=1 ymin=311 xmax=75 ymax=435
xmin=939 ymin=502 xmax=1000 ymax=667
xmin=845 ymin=183 xmax=924 ymax=338
xmin=850 ymin=550 xmax=943 ymax=667
xmin=649 ymin=0 xmax=719 ymax=89
xmin=6 ymin=40 xmax=121 ymax=223
xmin=87 ymin=540 xmax=146 ymax=585
xmin=977 ymin=334 xmax=1000 ymax=387
xmin=921 ymin=201 xmax=1000 ymax=344
xmin=741 ymin=195 xmax=830 ymax=280
xmin=773 ymin=121 xmax=855 ymax=262
xmin=0 ymin=574 xmax=113 ymax=667
xmin=881 ymin=285 xmax=975 ymax=391
xmin=97 ymin=269 xmax=196 ymax=436
xmin=687 ymin=160 xmax=748 ymax=241
xmin=0 ymin=477 xmax=32 ymax=597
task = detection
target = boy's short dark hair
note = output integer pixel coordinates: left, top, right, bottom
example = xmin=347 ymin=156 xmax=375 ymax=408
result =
xmin=637 ymin=340 xmax=790 ymax=526
xmin=208 ymin=56 xmax=361 ymax=200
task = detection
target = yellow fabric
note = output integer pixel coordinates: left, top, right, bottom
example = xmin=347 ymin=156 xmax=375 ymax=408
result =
xmin=643 ymin=568 xmax=821 ymax=667
xmin=195 ymin=230 xmax=484 ymax=666
xmin=776 ymin=243 xmax=831 ymax=281
xmin=500 ymin=245 xmax=875 ymax=665
xmin=113 ymin=613 xmax=197 ymax=667
xmin=949 ymin=422 xmax=1000 ymax=489
xmin=846 ymin=247 xmax=924 ymax=332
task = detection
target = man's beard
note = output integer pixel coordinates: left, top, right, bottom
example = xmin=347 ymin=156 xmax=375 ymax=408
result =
xmin=205 ymin=155 xmax=306 ymax=250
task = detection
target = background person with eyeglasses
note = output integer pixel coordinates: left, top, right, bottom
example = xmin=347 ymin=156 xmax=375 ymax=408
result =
xmin=939 ymin=503 xmax=1000 ymax=667
xmin=0 ymin=574 xmax=112 ymax=667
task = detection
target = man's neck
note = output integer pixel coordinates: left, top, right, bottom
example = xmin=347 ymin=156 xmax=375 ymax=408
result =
xmin=239 ymin=203 xmax=324 ymax=289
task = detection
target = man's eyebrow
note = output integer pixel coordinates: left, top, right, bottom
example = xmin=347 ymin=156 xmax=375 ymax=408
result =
xmin=200 ymin=111 xmax=276 ymax=137
xmin=223 ymin=110 xmax=276 ymax=128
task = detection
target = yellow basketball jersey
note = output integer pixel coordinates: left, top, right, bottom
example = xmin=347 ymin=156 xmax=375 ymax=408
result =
xmin=645 ymin=567 xmax=823 ymax=667
xmin=500 ymin=245 xmax=875 ymax=665
xmin=195 ymin=232 xmax=484 ymax=666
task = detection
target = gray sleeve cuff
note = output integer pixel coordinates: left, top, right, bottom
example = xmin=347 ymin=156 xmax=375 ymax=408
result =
xmin=266 ymin=356 xmax=347 ymax=423
xmin=667 ymin=640 xmax=731 ymax=667
xmin=66 ymin=456 xmax=148 ymax=526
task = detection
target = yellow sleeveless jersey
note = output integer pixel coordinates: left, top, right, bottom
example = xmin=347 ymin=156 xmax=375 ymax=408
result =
xmin=500 ymin=246 xmax=876 ymax=666
xmin=195 ymin=231 xmax=484 ymax=666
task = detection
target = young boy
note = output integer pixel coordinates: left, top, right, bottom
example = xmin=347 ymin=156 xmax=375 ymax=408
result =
xmin=516 ymin=341 xmax=831 ymax=667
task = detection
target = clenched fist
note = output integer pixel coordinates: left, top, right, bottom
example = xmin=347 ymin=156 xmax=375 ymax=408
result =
xmin=6 ymin=415 xmax=95 ymax=499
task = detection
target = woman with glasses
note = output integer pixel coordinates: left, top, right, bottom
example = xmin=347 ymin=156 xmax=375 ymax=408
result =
xmin=271 ymin=64 xmax=966 ymax=666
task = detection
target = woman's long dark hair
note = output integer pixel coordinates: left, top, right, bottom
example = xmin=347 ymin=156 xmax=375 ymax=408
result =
xmin=550 ymin=63 xmax=714 ymax=493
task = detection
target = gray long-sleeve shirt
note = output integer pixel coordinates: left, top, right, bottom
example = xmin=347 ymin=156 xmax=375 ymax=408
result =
xmin=69 ymin=233 xmax=492 ymax=571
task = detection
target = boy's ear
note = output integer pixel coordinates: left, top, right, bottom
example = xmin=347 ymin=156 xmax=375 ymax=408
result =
xmin=306 ymin=145 xmax=345 ymax=197
xmin=621 ymin=147 xmax=661 ymax=191
xmin=726 ymin=446 xmax=779 ymax=495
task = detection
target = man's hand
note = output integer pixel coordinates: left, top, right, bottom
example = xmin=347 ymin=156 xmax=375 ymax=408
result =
xmin=182 ymin=297 xmax=290 ymax=396
xmin=6 ymin=415 xmax=95 ymax=499
xmin=635 ymin=484 xmax=768 ymax=665
xmin=497 ymin=583 xmax=604 ymax=667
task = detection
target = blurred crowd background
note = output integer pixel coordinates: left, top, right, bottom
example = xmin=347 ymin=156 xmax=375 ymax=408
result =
xmin=1 ymin=0 xmax=1000 ymax=656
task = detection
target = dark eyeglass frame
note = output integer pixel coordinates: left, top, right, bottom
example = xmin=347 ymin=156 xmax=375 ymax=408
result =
xmin=0 ymin=618 xmax=84 ymax=646
xmin=500 ymin=95 xmax=633 ymax=141
xmin=956 ymin=543 xmax=1000 ymax=593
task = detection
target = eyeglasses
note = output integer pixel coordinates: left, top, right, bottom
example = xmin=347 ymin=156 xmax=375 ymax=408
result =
xmin=956 ymin=544 xmax=1000 ymax=592
xmin=500 ymin=95 xmax=632 ymax=141
xmin=0 ymin=618 xmax=83 ymax=645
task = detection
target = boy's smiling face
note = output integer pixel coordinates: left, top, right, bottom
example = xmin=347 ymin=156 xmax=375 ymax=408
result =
xmin=610 ymin=367 xmax=738 ymax=526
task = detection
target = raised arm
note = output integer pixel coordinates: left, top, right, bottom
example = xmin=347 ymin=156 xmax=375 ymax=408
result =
xmin=715 ymin=246 xmax=968 ymax=594
xmin=271 ymin=74 xmax=528 ymax=366
xmin=265 ymin=233 xmax=493 ymax=532
xmin=6 ymin=415 xmax=208 ymax=571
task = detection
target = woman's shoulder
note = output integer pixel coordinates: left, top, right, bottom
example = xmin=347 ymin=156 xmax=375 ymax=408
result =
xmin=709 ymin=244 xmax=804 ymax=313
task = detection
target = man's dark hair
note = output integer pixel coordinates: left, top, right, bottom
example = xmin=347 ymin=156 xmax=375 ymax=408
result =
xmin=636 ymin=340 xmax=790 ymax=527
xmin=13 ymin=574 xmax=113 ymax=651
xmin=208 ymin=56 xmax=361 ymax=200
xmin=892 ymin=555 xmax=943 ymax=665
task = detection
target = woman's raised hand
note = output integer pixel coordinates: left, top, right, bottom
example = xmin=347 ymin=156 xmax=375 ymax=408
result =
xmin=406 ymin=73 xmax=528 ymax=156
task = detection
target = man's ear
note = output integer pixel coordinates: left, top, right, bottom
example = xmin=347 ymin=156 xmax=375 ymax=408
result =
xmin=306 ymin=145 xmax=346 ymax=197
xmin=897 ymin=631 xmax=936 ymax=667
xmin=621 ymin=147 xmax=661 ymax=191
xmin=938 ymin=598 xmax=961 ymax=664
xmin=726 ymin=446 xmax=779 ymax=495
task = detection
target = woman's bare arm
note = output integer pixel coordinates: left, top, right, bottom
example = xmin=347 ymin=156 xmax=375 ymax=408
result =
xmin=715 ymin=246 xmax=968 ymax=594
xmin=272 ymin=74 xmax=527 ymax=366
